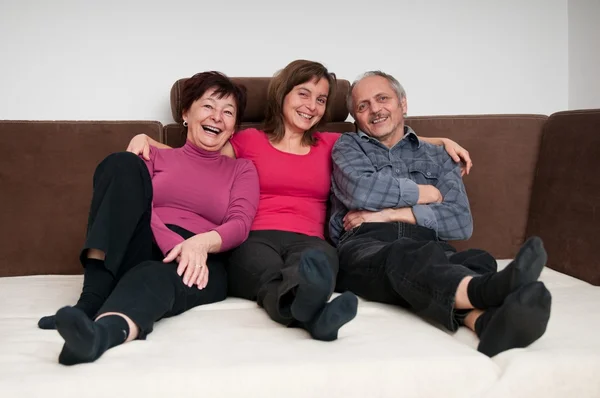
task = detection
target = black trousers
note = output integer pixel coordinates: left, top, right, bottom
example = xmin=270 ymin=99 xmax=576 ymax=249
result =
xmin=337 ymin=222 xmax=497 ymax=331
xmin=228 ymin=230 xmax=338 ymax=326
xmin=82 ymin=152 xmax=227 ymax=337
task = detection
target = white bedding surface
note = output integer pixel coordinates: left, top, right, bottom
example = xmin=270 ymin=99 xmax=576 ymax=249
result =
xmin=0 ymin=260 xmax=598 ymax=398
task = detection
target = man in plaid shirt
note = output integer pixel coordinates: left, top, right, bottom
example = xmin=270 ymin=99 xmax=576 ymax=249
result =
xmin=330 ymin=71 xmax=552 ymax=357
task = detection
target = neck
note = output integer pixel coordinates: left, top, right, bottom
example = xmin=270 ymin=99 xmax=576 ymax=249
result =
xmin=380 ymin=123 xmax=405 ymax=149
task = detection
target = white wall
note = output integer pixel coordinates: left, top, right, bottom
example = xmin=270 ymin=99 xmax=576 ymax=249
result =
xmin=0 ymin=0 xmax=568 ymax=123
xmin=568 ymin=0 xmax=600 ymax=110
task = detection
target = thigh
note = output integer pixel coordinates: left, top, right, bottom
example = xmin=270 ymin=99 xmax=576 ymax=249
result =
xmin=284 ymin=234 xmax=339 ymax=274
xmin=228 ymin=231 xmax=285 ymax=300
xmin=162 ymin=253 xmax=229 ymax=319
xmin=337 ymin=235 xmax=395 ymax=302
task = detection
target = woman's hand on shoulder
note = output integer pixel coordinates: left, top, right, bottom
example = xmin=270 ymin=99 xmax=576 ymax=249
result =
xmin=440 ymin=138 xmax=473 ymax=176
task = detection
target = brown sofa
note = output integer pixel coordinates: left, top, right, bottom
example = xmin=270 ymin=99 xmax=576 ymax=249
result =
xmin=1 ymin=79 xmax=598 ymax=285
xmin=1 ymin=77 xmax=599 ymax=398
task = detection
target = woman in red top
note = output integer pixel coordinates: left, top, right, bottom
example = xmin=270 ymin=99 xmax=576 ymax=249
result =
xmin=128 ymin=60 xmax=472 ymax=341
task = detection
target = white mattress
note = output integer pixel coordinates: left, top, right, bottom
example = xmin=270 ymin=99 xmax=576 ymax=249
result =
xmin=0 ymin=261 xmax=599 ymax=398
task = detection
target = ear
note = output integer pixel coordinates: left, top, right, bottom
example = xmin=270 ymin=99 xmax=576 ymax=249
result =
xmin=400 ymin=96 xmax=408 ymax=115
xmin=182 ymin=110 xmax=188 ymax=124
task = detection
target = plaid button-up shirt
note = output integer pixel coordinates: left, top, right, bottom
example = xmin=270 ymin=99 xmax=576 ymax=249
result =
xmin=329 ymin=126 xmax=473 ymax=245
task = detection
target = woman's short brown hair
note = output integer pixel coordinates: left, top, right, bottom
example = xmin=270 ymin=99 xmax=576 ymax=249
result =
xmin=181 ymin=71 xmax=247 ymax=129
xmin=263 ymin=60 xmax=336 ymax=146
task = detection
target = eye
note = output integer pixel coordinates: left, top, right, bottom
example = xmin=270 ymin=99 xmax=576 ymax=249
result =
xmin=378 ymin=95 xmax=388 ymax=101
xmin=224 ymin=110 xmax=234 ymax=116
xmin=317 ymin=97 xmax=326 ymax=105
xmin=203 ymin=104 xmax=213 ymax=109
xmin=357 ymin=103 xmax=367 ymax=112
xmin=299 ymin=92 xmax=308 ymax=97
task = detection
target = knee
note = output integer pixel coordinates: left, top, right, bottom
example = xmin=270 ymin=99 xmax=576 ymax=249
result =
xmin=95 ymin=151 xmax=146 ymax=177
xmin=125 ymin=261 xmax=172 ymax=282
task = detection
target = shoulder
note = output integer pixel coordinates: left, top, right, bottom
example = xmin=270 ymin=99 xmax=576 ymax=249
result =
xmin=230 ymin=157 xmax=257 ymax=174
xmin=233 ymin=128 xmax=266 ymax=142
xmin=315 ymin=131 xmax=341 ymax=146
xmin=333 ymin=132 xmax=362 ymax=151
xmin=418 ymin=140 xmax=452 ymax=165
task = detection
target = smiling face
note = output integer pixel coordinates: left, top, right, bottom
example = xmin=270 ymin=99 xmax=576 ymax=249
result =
xmin=352 ymin=75 xmax=407 ymax=148
xmin=281 ymin=77 xmax=329 ymax=135
xmin=183 ymin=88 xmax=237 ymax=152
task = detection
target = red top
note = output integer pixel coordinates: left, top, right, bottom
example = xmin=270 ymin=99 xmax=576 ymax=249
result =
xmin=145 ymin=141 xmax=259 ymax=255
xmin=230 ymin=128 xmax=341 ymax=239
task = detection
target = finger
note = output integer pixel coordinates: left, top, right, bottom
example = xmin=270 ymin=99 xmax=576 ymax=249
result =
xmin=164 ymin=245 xmax=181 ymax=264
xmin=196 ymin=261 xmax=208 ymax=289
xmin=460 ymin=166 xmax=466 ymax=177
xmin=199 ymin=266 xmax=209 ymax=290
xmin=450 ymin=149 xmax=460 ymax=163
xmin=183 ymin=252 xmax=196 ymax=286
xmin=176 ymin=249 xmax=188 ymax=276
xmin=143 ymin=144 xmax=150 ymax=161
xmin=466 ymin=160 xmax=473 ymax=175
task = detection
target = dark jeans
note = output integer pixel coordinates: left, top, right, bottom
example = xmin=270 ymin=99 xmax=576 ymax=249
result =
xmin=228 ymin=230 xmax=338 ymax=326
xmin=82 ymin=152 xmax=227 ymax=337
xmin=337 ymin=222 xmax=497 ymax=331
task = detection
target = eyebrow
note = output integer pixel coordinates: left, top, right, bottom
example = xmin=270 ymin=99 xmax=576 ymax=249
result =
xmin=205 ymin=96 xmax=236 ymax=109
xmin=298 ymin=86 xmax=328 ymax=98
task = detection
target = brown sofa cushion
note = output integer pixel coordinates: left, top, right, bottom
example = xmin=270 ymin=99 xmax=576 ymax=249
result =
xmin=0 ymin=121 xmax=163 ymax=277
xmin=170 ymin=77 xmax=350 ymax=125
xmin=406 ymin=115 xmax=547 ymax=259
xmin=526 ymin=109 xmax=600 ymax=285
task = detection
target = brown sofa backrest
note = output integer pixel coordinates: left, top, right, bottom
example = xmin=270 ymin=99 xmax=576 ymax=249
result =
xmin=0 ymin=121 xmax=163 ymax=277
xmin=526 ymin=109 xmax=600 ymax=285
xmin=406 ymin=115 xmax=547 ymax=259
xmin=165 ymin=77 xmax=355 ymax=148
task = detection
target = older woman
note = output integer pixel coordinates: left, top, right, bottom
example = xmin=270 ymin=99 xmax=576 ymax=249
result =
xmin=127 ymin=60 xmax=472 ymax=342
xmin=39 ymin=71 xmax=259 ymax=365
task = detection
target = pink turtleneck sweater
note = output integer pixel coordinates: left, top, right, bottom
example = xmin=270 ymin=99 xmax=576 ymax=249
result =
xmin=144 ymin=141 xmax=259 ymax=255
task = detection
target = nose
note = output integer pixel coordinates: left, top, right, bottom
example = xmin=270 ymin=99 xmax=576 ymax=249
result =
xmin=370 ymin=101 xmax=382 ymax=114
xmin=306 ymin=97 xmax=317 ymax=112
xmin=211 ymin=110 xmax=222 ymax=123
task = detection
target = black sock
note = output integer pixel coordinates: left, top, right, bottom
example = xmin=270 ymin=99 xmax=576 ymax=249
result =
xmin=38 ymin=258 xmax=114 ymax=330
xmin=56 ymin=307 xmax=130 ymax=366
xmin=303 ymin=291 xmax=358 ymax=342
xmin=290 ymin=249 xmax=334 ymax=323
xmin=467 ymin=237 xmax=547 ymax=309
xmin=475 ymin=281 xmax=551 ymax=357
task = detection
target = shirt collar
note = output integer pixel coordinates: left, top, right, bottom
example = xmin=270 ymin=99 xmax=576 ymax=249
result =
xmin=357 ymin=125 xmax=421 ymax=149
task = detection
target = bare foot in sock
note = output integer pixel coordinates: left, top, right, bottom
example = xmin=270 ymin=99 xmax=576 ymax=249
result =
xmin=468 ymin=236 xmax=547 ymax=309
xmin=304 ymin=291 xmax=358 ymax=342
xmin=291 ymin=249 xmax=334 ymax=323
xmin=55 ymin=307 xmax=128 ymax=365
xmin=476 ymin=281 xmax=551 ymax=357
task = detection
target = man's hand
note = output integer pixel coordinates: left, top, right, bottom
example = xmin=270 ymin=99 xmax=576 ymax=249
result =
xmin=126 ymin=134 xmax=152 ymax=161
xmin=163 ymin=234 xmax=212 ymax=289
xmin=417 ymin=185 xmax=443 ymax=204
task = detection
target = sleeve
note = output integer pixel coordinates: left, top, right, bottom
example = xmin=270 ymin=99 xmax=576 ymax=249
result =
xmin=144 ymin=147 xmax=186 ymax=255
xmin=412 ymin=155 xmax=473 ymax=241
xmin=211 ymin=160 xmax=260 ymax=251
xmin=331 ymin=134 xmax=420 ymax=211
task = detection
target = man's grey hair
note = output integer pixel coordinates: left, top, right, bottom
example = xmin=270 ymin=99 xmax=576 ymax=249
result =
xmin=346 ymin=71 xmax=406 ymax=118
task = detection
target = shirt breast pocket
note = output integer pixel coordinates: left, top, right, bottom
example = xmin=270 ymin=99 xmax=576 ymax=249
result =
xmin=408 ymin=161 xmax=441 ymax=185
